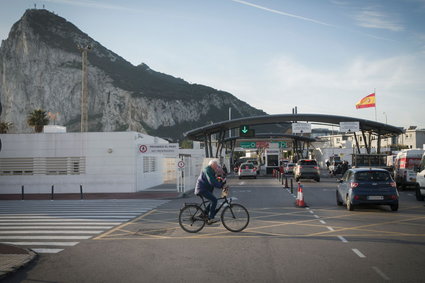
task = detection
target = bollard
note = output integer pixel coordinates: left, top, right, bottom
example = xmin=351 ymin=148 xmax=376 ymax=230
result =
xmin=51 ymin=185 xmax=54 ymax=200
xmin=21 ymin=185 xmax=24 ymax=200
xmin=290 ymin=178 xmax=293 ymax=194
xmin=80 ymin=185 xmax=83 ymax=199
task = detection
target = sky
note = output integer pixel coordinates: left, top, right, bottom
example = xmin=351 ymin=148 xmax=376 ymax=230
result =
xmin=0 ymin=0 xmax=424 ymax=129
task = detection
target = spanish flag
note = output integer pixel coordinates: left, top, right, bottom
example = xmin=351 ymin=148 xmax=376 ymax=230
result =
xmin=356 ymin=93 xmax=376 ymax=109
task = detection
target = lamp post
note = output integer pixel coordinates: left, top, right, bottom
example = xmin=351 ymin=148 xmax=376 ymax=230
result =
xmin=77 ymin=45 xmax=91 ymax=132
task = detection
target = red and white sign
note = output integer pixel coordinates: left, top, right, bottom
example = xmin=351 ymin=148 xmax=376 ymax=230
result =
xmin=139 ymin=145 xmax=148 ymax=153
xmin=178 ymin=161 xmax=185 ymax=169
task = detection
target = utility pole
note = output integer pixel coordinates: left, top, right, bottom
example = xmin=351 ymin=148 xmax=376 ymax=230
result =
xmin=77 ymin=45 xmax=91 ymax=132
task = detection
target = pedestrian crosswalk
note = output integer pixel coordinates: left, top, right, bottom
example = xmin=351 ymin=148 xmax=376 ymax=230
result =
xmin=0 ymin=199 xmax=169 ymax=254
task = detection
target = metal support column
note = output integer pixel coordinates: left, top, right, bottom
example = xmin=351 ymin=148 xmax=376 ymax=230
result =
xmin=353 ymin=132 xmax=361 ymax=154
xmin=361 ymin=130 xmax=370 ymax=154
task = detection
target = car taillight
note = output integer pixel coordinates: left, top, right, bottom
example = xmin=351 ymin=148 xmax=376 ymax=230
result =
xmin=390 ymin=182 xmax=396 ymax=188
xmin=314 ymin=166 xmax=319 ymax=170
xmin=354 ymin=195 xmax=360 ymax=200
xmin=350 ymin=182 xmax=359 ymax=189
xmin=391 ymin=195 xmax=398 ymax=200
xmin=253 ymin=167 xmax=257 ymax=171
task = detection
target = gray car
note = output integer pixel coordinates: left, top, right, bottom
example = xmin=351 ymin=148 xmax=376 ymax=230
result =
xmin=336 ymin=168 xmax=399 ymax=211
xmin=294 ymin=159 xmax=320 ymax=182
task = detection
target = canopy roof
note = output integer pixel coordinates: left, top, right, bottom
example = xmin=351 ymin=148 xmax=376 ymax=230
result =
xmin=185 ymin=113 xmax=403 ymax=141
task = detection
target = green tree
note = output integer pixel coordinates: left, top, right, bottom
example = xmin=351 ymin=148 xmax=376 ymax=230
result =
xmin=180 ymin=139 xmax=193 ymax=149
xmin=27 ymin=109 xmax=49 ymax=133
xmin=0 ymin=121 xmax=13 ymax=133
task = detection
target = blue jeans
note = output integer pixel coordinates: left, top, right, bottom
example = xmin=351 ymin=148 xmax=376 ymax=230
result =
xmin=199 ymin=190 xmax=217 ymax=220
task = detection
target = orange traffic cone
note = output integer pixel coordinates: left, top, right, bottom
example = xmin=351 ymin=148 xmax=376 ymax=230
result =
xmin=296 ymin=183 xmax=307 ymax=207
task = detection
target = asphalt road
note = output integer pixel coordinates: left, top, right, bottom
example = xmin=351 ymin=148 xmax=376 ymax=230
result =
xmin=4 ymin=175 xmax=425 ymax=283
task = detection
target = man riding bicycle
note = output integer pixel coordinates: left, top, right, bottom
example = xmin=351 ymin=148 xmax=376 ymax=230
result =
xmin=194 ymin=159 xmax=229 ymax=224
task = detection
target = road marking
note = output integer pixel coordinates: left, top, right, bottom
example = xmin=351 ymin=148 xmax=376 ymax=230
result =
xmin=0 ymin=236 xmax=92 ymax=240
xmin=319 ymin=220 xmax=326 ymax=224
xmin=1 ymin=242 xmax=79 ymax=246
xmin=0 ymin=219 xmax=126 ymax=222
xmin=0 ymin=226 xmax=113 ymax=229
xmin=0 ymin=215 xmax=136 ymax=219
xmin=327 ymin=226 xmax=334 ymax=231
xmin=94 ymin=209 xmax=157 ymax=240
xmin=309 ymin=211 xmax=314 ymax=214
xmin=32 ymin=248 xmax=64 ymax=254
xmin=352 ymin=248 xmax=366 ymax=258
xmin=372 ymin=266 xmax=390 ymax=281
xmin=314 ymin=215 xmax=320 ymax=219
xmin=337 ymin=236 xmax=348 ymax=243
xmin=0 ymin=222 xmax=121 ymax=225
xmin=0 ymin=230 xmax=103 ymax=234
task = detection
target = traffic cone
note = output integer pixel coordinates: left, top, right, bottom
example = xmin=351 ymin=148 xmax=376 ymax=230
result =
xmin=295 ymin=183 xmax=307 ymax=207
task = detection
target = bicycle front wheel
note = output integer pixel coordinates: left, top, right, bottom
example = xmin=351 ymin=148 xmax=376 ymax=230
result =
xmin=221 ymin=204 xmax=249 ymax=232
xmin=179 ymin=204 xmax=206 ymax=233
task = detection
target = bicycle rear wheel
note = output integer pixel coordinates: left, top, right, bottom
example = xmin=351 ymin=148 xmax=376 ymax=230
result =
xmin=221 ymin=203 xmax=249 ymax=232
xmin=179 ymin=204 xmax=206 ymax=233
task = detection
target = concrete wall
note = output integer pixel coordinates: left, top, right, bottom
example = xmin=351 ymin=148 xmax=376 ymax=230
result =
xmin=0 ymin=132 xmax=168 ymax=194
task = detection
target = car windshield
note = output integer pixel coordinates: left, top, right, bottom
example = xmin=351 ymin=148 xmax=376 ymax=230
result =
xmin=299 ymin=160 xmax=317 ymax=166
xmin=355 ymin=171 xmax=391 ymax=182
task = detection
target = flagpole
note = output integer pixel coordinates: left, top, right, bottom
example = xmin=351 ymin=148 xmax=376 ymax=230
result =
xmin=374 ymin=89 xmax=377 ymax=121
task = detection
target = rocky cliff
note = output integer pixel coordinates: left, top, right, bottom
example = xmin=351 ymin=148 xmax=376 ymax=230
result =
xmin=0 ymin=9 xmax=269 ymax=140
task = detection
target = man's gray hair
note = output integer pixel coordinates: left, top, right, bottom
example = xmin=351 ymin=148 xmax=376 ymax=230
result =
xmin=208 ymin=159 xmax=219 ymax=166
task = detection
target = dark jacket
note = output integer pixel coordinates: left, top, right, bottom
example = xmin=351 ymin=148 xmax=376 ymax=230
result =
xmin=194 ymin=166 xmax=224 ymax=195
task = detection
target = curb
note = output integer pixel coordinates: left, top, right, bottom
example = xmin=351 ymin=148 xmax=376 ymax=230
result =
xmin=0 ymin=246 xmax=38 ymax=280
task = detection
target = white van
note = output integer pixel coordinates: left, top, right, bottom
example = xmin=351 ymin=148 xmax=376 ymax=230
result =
xmin=394 ymin=149 xmax=424 ymax=189
xmin=415 ymin=152 xmax=425 ymax=201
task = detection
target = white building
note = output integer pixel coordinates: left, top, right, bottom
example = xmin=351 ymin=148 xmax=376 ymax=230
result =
xmin=0 ymin=131 xmax=175 ymax=194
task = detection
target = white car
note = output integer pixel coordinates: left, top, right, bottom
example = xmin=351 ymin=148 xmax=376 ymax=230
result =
xmin=238 ymin=163 xmax=257 ymax=179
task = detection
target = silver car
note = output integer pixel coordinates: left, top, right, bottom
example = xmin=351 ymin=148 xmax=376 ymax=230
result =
xmin=238 ymin=163 xmax=257 ymax=179
xmin=294 ymin=159 xmax=320 ymax=182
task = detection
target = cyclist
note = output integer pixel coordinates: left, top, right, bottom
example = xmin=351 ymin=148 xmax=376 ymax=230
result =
xmin=195 ymin=159 xmax=228 ymax=224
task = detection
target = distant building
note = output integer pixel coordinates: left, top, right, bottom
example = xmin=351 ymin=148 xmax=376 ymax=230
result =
xmin=399 ymin=127 xmax=425 ymax=149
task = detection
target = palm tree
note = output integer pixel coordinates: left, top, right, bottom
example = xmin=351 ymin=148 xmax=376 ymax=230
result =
xmin=0 ymin=121 xmax=13 ymax=133
xmin=27 ymin=109 xmax=49 ymax=133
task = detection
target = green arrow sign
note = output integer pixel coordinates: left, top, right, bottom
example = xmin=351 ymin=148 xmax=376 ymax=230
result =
xmin=242 ymin=126 xmax=249 ymax=134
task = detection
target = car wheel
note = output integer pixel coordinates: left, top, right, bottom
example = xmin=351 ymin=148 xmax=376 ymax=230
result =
xmin=346 ymin=195 xmax=354 ymax=211
xmin=336 ymin=190 xmax=343 ymax=206
xmin=416 ymin=185 xmax=424 ymax=201
xmin=390 ymin=203 xmax=398 ymax=211
xmin=316 ymin=178 xmax=320 ymax=182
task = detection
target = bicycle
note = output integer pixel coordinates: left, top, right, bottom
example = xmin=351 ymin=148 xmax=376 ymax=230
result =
xmin=178 ymin=188 xmax=249 ymax=233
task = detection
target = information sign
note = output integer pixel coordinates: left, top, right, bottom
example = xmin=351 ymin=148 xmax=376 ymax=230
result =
xmin=292 ymin=123 xmax=311 ymax=133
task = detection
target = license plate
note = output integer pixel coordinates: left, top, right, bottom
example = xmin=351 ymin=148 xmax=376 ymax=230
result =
xmin=367 ymin=196 xmax=384 ymax=200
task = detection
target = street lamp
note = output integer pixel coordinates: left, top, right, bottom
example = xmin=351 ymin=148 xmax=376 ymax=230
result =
xmin=77 ymin=44 xmax=91 ymax=132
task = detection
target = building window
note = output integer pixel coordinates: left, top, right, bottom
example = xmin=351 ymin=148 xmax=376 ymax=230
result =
xmin=0 ymin=157 xmax=85 ymax=176
xmin=143 ymin=156 xmax=157 ymax=173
